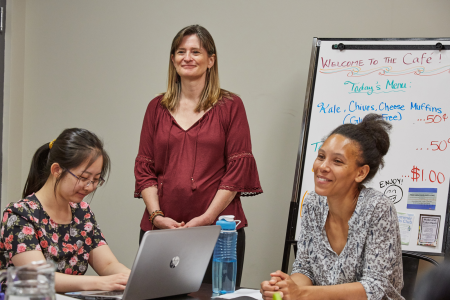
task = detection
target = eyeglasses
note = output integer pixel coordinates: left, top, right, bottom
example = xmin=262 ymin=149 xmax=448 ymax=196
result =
xmin=64 ymin=169 xmax=105 ymax=188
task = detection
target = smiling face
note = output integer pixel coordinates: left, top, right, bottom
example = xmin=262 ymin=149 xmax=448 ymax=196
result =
xmin=171 ymin=34 xmax=215 ymax=81
xmin=313 ymin=134 xmax=369 ymax=199
xmin=56 ymin=155 xmax=104 ymax=203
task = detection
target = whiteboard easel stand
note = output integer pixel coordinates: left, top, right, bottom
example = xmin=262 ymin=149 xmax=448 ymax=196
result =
xmin=281 ymin=38 xmax=321 ymax=273
xmin=282 ymin=38 xmax=450 ymax=273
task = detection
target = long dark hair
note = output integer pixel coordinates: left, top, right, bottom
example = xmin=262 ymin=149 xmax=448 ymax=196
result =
xmin=328 ymin=114 xmax=392 ymax=186
xmin=22 ymin=128 xmax=111 ymax=198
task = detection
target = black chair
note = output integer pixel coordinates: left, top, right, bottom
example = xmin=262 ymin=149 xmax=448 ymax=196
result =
xmin=401 ymin=251 xmax=439 ymax=300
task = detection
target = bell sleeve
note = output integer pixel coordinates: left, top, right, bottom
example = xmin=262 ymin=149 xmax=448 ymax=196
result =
xmin=134 ymin=98 xmax=160 ymax=198
xmin=218 ymin=97 xmax=262 ymax=196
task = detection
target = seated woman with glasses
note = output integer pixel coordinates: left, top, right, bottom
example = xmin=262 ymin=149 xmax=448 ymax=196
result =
xmin=0 ymin=128 xmax=130 ymax=293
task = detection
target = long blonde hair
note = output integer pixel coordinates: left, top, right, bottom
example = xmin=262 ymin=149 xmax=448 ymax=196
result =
xmin=161 ymin=25 xmax=232 ymax=113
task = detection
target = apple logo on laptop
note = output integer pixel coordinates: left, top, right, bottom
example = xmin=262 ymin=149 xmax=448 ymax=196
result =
xmin=170 ymin=256 xmax=180 ymax=268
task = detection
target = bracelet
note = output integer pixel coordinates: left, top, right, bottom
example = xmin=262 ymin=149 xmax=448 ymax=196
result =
xmin=149 ymin=210 xmax=164 ymax=225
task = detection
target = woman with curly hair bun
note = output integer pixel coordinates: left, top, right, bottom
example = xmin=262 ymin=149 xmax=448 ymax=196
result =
xmin=261 ymin=114 xmax=404 ymax=300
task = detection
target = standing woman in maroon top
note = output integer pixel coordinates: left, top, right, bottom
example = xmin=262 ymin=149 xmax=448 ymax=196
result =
xmin=134 ymin=25 xmax=262 ymax=286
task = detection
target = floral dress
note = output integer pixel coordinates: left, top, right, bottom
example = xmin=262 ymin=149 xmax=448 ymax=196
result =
xmin=0 ymin=194 xmax=107 ymax=275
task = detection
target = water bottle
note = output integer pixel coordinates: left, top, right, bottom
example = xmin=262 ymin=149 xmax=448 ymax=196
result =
xmin=212 ymin=215 xmax=240 ymax=294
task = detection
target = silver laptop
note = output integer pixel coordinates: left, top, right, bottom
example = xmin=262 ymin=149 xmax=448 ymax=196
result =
xmin=65 ymin=225 xmax=221 ymax=300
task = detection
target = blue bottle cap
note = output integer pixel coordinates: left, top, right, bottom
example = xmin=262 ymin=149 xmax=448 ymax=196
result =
xmin=216 ymin=215 xmax=236 ymax=230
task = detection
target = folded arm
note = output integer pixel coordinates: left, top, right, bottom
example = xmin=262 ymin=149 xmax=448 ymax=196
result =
xmin=141 ymin=186 xmax=185 ymax=229
xmin=184 ymin=190 xmax=237 ymax=227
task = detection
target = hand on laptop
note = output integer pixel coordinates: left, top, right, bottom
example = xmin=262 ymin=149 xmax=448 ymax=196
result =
xmin=153 ymin=216 xmax=185 ymax=229
xmin=95 ymin=273 xmax=130 ymax=291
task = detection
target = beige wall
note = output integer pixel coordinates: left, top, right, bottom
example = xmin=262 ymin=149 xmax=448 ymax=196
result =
xmin=2 ymin=0 xmax=25 ymax=209
xmin=3 ymin=0 xmax=450 ymax=288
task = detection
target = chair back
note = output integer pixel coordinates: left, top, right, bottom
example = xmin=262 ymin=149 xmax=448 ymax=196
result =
xmin=401 ymin=251 xmax=439 ymax=300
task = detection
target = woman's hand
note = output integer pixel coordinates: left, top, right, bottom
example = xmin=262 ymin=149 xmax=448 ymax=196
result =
xmin=272 ymin=271 xmax=306 ymax=300
xmin=260 ymin=274 xmax=283 ymax=300
xmin=94 ymin=273 xmax=129 ymax=291
xmin=183 ymin=214 xmax=212 ymax=228
xmin=153 ymin=216 xmax=185 ymax=229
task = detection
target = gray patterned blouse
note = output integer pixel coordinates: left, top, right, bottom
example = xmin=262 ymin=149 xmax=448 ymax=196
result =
xmin=292 ymin=188 xmax=404 ymax=300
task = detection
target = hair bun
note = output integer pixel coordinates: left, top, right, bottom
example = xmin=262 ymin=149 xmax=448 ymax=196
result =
xmin=360 ymin=114 xmax=391 ymax=156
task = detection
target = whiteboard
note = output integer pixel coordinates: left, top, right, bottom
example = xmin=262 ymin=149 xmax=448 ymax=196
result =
xmin=294 ymin=39 xmax=450 ymax=254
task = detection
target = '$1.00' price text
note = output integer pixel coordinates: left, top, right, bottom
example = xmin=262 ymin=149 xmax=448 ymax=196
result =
xmin=411 ymin=166 xmax=446 ymax=184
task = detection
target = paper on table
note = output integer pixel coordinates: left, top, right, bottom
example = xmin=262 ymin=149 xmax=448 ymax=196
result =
xmin=0 ymin=294 xmax=76 ymax=300
xmin=216 ymin=289 xmax=263 ymax=300
xmin=57 ymin=294 xmax=79 ymax=300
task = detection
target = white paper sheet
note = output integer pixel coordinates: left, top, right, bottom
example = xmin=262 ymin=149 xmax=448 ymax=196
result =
xmin=57 ymin=294 xmax=78 ymax=300
xmin=397 ymin=212 xmax=415 ymax=245
xmin=216 ymin=289 xmax=263 ymax=300
xmin=418 ymin=214 xmax=441 ymax=246
xmin=6 ymin=295 xmax=76 ymax=300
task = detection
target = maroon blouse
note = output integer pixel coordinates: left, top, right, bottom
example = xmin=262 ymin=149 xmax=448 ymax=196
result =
xmin=134 ymin=94 xmax=262 ymax=231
